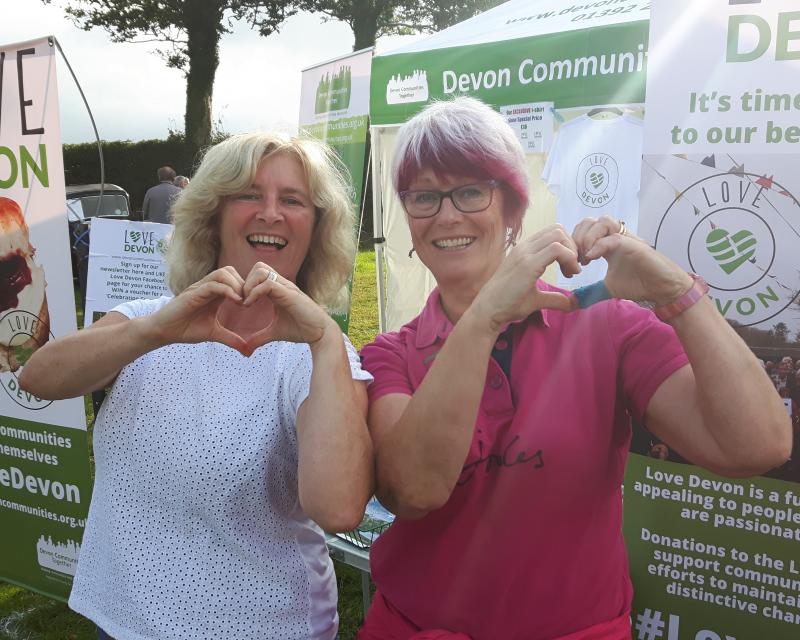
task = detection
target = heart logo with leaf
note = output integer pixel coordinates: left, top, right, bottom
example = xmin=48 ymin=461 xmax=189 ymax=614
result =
xmin=705 ymin=226 xmax=757 ymax=274
xmin=589 ymin=172 xmax=604 ymax=188
xmin=128 ymin=231 xmax=141 ymax=243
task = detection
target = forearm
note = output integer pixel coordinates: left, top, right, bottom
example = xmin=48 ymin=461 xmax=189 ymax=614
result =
xmin=297 ymin=331 xmax=373 ymax=532
xmin=19 ymin=316 xmax=165 ymax=400
xmin=377 ymin=308 xmax=498 ymax=515
xmin=669 ymin=296 xmax=791 ymax=471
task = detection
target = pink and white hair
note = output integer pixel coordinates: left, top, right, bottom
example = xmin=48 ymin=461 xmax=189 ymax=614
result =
xmin=392 ymin=96 xmax=529 ymax=245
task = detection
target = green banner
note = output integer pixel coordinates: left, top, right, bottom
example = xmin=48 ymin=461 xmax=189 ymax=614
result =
xmin=305 ymin=116 xmax=369 ymax=331
xmin=300 ymin=50 xmax=373 ymax=332
xmin=624 ymin=454 xmax=800 ymax=638
xmin=0 ymin=37 xmax=92 ymax=602
xmin=0 ymin=417 xmax=91 ymax=600
xmin=370 ymin=21 xmax=649 ymax=125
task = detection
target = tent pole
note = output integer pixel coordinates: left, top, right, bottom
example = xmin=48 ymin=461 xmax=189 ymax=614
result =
xmin=370 ymin=126 xmax=387 ymax=333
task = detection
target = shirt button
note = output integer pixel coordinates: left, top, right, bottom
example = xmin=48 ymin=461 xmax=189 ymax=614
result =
xmin=489 ymin=374 xmax=504 ymax=389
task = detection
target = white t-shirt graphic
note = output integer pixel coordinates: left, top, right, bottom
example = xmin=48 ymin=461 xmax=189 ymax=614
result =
xmin=542 ymin=114 xmax=644 ymax=287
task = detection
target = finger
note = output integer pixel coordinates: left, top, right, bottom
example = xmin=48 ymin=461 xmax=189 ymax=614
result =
xmin=222 ymin=265 xmax=246 ymax=289
xmin=577 ymin=215 xmax=620 ymax=264
xmin=520 ymin=225 xmax=578 ymax=258
xmin=242 ymin=262 xmax=273 ymax=298
xmin=200 ymin=268 xmax=245 ymax=300
xmin=193 ymin=280 xmax=243 ymax=305
xmin=584 ymin=233 xmax=623 ymax=262
xmin=218 ymin=265 xmax=245 ymax=287
xmin=571 ymin=217 xmax=598 ymax=264
xmin=204 ymin=266 xmax=244 ymax=289
xmin=545 ymin=240 xmax=581 ymax=279
xmin=242 ymin=277 xmax=290 ymax=307
xmin=243 ymin=263 xmax=290 ymax=299
xmin=213 ymin=327 xmax=252 ymax=357
xmin=524 ymin=240 xmax=580 ymax=279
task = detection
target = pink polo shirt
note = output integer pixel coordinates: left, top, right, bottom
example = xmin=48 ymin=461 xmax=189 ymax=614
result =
xmin=360 ymin=282 xmax=689 ymax=640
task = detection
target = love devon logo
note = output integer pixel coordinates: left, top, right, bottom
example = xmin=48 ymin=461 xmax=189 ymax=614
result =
xmin=654 ymin=172 xmax=800 ymax=327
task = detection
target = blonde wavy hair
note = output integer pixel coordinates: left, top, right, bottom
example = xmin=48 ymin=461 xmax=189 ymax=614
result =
xmin=167 ymin=132 xmax=357 ymax=312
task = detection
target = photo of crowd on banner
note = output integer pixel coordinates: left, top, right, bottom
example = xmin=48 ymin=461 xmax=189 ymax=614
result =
xmin=631 ymin=349 xmax=800 ymax=483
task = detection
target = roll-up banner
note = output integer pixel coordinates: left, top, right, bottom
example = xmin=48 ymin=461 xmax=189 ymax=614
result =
xmin=299 ymin=47 xmax=372 ymax=331
xmin=628 ymin=2 xmax=800 ymax=638
xmin=0 ymin=37 xmax=91 ymax=601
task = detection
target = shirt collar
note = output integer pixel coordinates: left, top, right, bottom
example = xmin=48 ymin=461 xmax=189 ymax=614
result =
xmin=414 ymin=287 xmax=550 ymax=350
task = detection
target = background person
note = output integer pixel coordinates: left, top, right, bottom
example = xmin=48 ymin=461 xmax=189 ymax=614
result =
xmin=357 ymin=97 xmax=790 ymax=640
xmin=21 ymin=132 xmax=373 ymax=640
xmin=173 ymin=174 xmax=189 ymax=189
xmin=142 ymin=165 xmax=181 ymax=223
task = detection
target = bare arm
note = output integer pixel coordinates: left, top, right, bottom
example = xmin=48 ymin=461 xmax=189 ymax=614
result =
xmin=236 ymin=263 xmax=375 ymax=532
xmin=19 ymin=312 xmax=164 ymax=399
xmin=576 ymin=216 xmax=791 ymax=476
xmin=645 ymin=297 xmax=790 ymax=476
xmin=20 ymin=267 xmax=247 ymax=400
xmin=296 ymin=328 xmax=373 ymax=532
xmin=369 ymin=310 xmax=498 ymax=519
xmin=369 ymin=227 xmax=580 ymax=519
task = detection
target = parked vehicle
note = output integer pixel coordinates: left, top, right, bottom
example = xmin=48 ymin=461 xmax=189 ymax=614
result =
xmin=66 ymin=184 xmax=132 ymax=303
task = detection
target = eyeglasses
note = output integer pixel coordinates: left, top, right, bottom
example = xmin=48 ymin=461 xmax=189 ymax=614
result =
xmin=399 ymin=180 xmax=499 ymax=219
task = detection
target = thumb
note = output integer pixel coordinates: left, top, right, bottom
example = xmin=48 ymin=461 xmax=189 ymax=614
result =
xmin=213 ymin=327 xmax=251 ymax=357
xmin=537 ymin=290 xmax=576 ymax=313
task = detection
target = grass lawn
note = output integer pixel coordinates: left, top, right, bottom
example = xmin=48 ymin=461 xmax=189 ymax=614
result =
xmin=0 ymin=250 xmax=380 ymax=640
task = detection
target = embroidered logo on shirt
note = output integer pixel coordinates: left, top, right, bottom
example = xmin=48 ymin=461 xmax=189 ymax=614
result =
xmin=457 ymin=434 xmax=544 ymax=486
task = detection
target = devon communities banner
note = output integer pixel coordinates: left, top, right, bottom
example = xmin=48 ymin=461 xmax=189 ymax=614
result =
xmin=627 ymin=2 xmax=800 ymax=638
xmin=369 ymin=0 xmax=651 ymax=331
xmin=0 ymin=37 xmax=90 ymax=601
xmin=299 ymin=47 xmax=372 ymax=331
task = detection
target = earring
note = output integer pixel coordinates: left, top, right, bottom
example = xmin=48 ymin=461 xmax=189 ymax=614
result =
xmin=408 ymin=247 xmax=416 ymax=258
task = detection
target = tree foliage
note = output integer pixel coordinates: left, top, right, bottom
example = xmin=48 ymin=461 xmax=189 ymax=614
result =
xmin=45 ymin=0 xmax=294 ymax=154
xmin=296 ymin=0 xmax=506 ymax=50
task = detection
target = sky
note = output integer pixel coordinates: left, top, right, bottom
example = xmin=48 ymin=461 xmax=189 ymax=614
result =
xmin=2 ymin=0 xmax=425 ymax=144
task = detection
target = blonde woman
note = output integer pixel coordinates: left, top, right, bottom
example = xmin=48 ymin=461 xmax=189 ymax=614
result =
xmin=21 ymin=133 xmax=373 ymax=640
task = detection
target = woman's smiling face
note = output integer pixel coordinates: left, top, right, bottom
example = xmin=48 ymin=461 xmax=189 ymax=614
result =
xmin=217 ymin=152 xmax=316 ymax=282
xmin=405 ymin=168 xmax=507 ymax=291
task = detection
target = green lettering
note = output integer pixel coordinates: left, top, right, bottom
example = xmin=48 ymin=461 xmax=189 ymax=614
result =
xmin=736 ymin=297 xmax=756 ymax=316
xmin=20 ymin=144 xmax=48 ymax=188
xmin=0 ymin=147 xmax=18 ymax=189
xmin=727 ymin=15 xmax=771 ymax=62
xmin=757 ymin=286 xmax=779 ymax=307
xmin=776 ymin=11 xmax=800 ymax=61
xmin=713 ymin=297 xmax=733 ymax=317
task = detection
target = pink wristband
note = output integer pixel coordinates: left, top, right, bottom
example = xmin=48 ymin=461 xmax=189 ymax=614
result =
xmin=653 ymin=273 xmax=709 ymax=322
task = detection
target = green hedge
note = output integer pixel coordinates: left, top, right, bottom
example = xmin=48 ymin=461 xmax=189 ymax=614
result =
xmin=62 ymin=136 xmax=201 ymax=213
xmin=62 ymin=135 xmax=375 ymax=244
